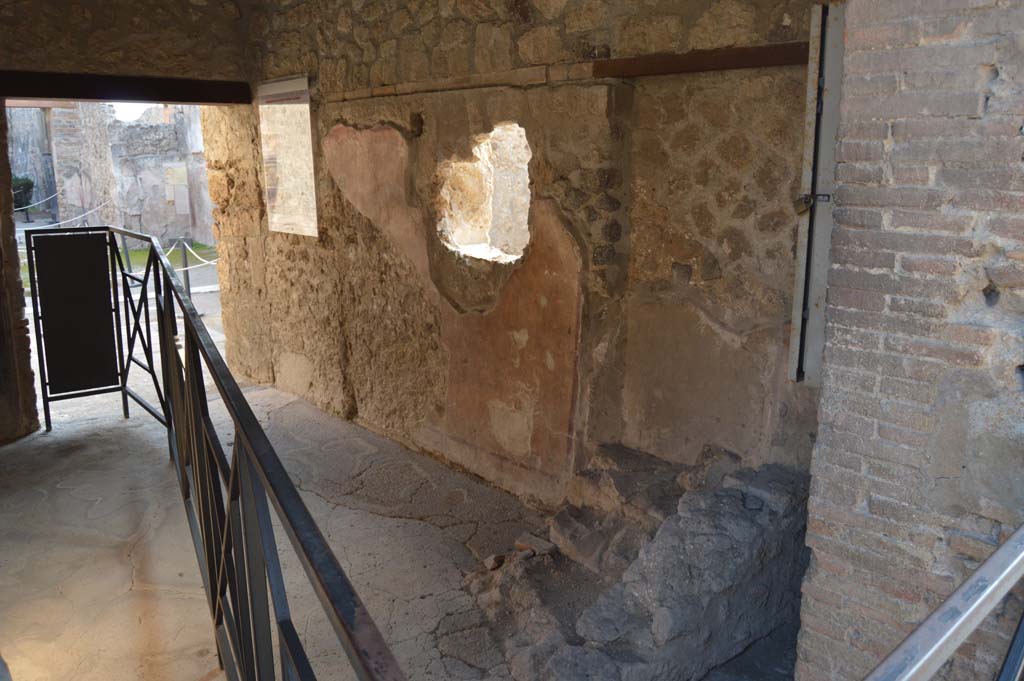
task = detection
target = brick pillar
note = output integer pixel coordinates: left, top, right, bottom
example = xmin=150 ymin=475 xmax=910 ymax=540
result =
xmin=796 ymin=1 xmax=1024 ymax=679
xmin=0 ymin=101 xmax=39 ymax=442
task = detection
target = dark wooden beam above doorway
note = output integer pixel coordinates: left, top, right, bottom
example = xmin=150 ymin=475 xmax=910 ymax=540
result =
xmin=592 ymin=42 xmax=811 ymax=79
xmin=0 ymin=70 xmax=251 ymax=104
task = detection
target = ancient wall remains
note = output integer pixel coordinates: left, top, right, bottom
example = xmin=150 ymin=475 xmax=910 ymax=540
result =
xmin=248 ymin=0 xmax=815 ymax=94
xmin=4 ymin=108 xmax=57 ymax=208
xmin=797 ymin=1 xmax=1024 ymax=679
xmin=623 ymin=67 xmax=819 ymax=472
xmin=109 ymin=106 xmax=215 ymax=244
xmin=0 ymin=0 xmax=248 ymax=81
xmin=0 ymin=104 xmax=39 ymax=443
xmin=49 ymin=103 xmax=119 ymax=224
xmin=206 ymin=0 xmax=820 ymax=510
xmin=44 ymin=103 xmax=216 ymax=242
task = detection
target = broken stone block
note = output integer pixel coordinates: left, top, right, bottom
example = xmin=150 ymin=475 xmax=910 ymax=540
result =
xmin=570 ymin=443 xmax=687 ymax=523
xmin=515 ymin=531 xmax=558 ymax=556
xmin=543 ymin=645 xmax=622 ymax=681
xmin=566 ymin=465 xmax=809 ymax=681
xmin=675 ymin=443 xmax=742 ymax=491
xmin=549 ymin=505 xmax=609 ymax=575
xmin=514 ymin=548 xmax=536 ymax=561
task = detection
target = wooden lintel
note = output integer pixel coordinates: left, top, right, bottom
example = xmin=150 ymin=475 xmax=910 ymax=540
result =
xmin=592 ymin=42 xmax=811 ymax=79
xmin=0 ymin=70 xmax=251 ymax=105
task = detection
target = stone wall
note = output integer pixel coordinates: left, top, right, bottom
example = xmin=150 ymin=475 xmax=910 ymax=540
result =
xmin=50 ymin=104 xmax=119 ymax=224
xmin=0 ymin=0 xmax=248 ymax=81
xmin=5 ymin=108 xmax=57 ymax=208
xmin=209 ymin=84 xmax=609 ymax=506
xmin=249 ymin=0 xmax=815 ymax=94
xmin=622 ymin=67 xmax=818 ymax=471
xmin=207 ymin=0 xmax=820 ymax=508
xmin=797 ymin=1 xmax=1024 ymax=679
xmin=0 ymin=103 xmax=39 ymax=443
xmin=44 ymin=103 xmax=215 ymax=242
xmin=109 ymin=106 xmax=216 ymax=244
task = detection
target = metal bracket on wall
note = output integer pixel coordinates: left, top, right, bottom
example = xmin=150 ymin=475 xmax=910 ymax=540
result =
xmin=787 ymin=3 xmax=845 ymax=385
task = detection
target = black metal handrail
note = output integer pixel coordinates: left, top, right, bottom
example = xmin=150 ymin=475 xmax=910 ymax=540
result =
xmin=105 ymin=226 xmax=406 ymax=681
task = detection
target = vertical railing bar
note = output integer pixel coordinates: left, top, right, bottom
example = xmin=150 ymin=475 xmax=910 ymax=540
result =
xmin=251 ymin=470 xmax=293 ymax=621
xmin=198 ymin=418 xmax=230 ymax=619
xmin=142 ymin=248 xmax=167 ymax=411
xmin=228 ymin=476 xmax=258 ymax=681
xmin=24 ymin=233 xmax=52 ymax=430
xmin=107 ymin=227 xmax=408 ymax=681
xmin=240 ymin=448 xmax=276 ymax=680
xmin=278 ymin=620 xmax=318 ymax=681
xmin=108 ymin=232 xmax=129 ymax=419
xmin=213 ymin=464 xmax=239 ymax=624
xmin=998 ymin=611 xmax=1024 ymax=681
xmin=216 ymin=617 xmax=245 ymax=681
xmin=186 ymin=330 xmax=226 ymax=619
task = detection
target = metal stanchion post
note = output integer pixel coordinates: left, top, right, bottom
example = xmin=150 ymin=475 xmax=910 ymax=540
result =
xmin=180 ymin=239 xmax=191 ymax=297
xmin=121 ymin=234 xmax=133 ymax=273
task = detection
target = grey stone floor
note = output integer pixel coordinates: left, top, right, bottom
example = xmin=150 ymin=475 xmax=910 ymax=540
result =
xmin=0 ymin=377 xmax=541 ymax=681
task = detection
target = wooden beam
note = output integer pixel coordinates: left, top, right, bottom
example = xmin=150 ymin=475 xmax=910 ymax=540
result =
xmin=4 ymin=99 xmax=76 ymax=109
xmin=592 ymin=42 xmax=810 ymax=79
xmin=0 ymin=70 xmax=251 ymax=104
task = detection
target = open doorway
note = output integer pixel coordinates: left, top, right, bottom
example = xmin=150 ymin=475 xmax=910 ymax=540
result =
xmin=6 ymin=98 xmax=227 ymax=351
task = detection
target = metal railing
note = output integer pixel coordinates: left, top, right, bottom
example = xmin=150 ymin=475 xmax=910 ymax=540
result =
xmin=106 ymin=227 xmax=406 ymax=681
xmin=865 ymin=524 xmax=1024 ymax=681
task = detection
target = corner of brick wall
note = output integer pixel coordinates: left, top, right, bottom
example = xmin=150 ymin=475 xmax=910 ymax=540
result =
xmin=796 ymin=1 xmax=1024 ymax=679
xmin=0 ymin=102 xmax=40 ymax=443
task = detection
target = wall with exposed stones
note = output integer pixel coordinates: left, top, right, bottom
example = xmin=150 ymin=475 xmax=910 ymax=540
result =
xmin=205 ymin=0 xmax=819 ymax=509
xmin=109 ymin=106 xmax=216 ymax=244
xmin=0 ymin=104 xmax=39 ymax=443
xmin=796 ymin=1 xmax=1024 ymax=679
xmin=621 ymin=67 xmax=818 ymax=471
xmin=5 ymin=107 xmax=57 ymax=208
xmin=0 ymin=0 xmax=248 ymax=81
xmin=249 ymin=0 xmax=815 ymax=95
xmin=42 ymin=103 xmax=216 ymax=242
xmin=49 ymin=104 xmax=119 ymax=225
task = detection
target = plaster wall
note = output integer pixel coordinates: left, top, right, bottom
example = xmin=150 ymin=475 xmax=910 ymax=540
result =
xmin=622 ymin=67 xmax=819 ymax=470
xmin=207 ymin=0 xmax=820 ymax=507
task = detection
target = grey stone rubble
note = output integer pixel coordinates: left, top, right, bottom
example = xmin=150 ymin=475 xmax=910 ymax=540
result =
xmin=469 ymin=464 xmax=809 ymax=681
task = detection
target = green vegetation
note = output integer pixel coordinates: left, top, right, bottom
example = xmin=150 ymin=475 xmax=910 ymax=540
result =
xmin=12 ymin=176 xmax=34 ymax=210
xmin=19 ymin=242 xmax=218 ymax=290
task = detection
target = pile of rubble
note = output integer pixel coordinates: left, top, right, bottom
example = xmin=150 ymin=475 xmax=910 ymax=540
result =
xmin=466 ymin=447 xmax=809 ymax=681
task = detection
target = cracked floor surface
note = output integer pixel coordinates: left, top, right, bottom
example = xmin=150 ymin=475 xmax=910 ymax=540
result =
xmin=1 ymin=378 xmax=542 ymax=681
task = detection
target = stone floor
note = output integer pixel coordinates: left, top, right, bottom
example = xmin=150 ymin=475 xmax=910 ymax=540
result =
xmin=0 ymin=378 xmax=541 ymax=681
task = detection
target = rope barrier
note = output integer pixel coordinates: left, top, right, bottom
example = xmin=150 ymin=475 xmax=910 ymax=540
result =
xmin=42 ymin=200 xmax=112 ymax=228
xmin=174 ymin=258 xmax=220 ymax=273
xmin=182 ymin=240 xmax=218 ymax=266
xmin=15 ymin=191 xmax=59 ymax=211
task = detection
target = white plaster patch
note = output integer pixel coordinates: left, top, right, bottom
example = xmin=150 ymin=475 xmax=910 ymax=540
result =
xmin=487 ymin=399 xmax=533 ymax=458
xmin=436 ymin=123 xmax=532 ymax=263
xmin=511 ymin=328 xmax=529 ymax=349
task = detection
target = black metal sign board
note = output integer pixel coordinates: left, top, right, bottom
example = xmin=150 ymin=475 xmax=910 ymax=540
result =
xmin=26 ymin=228 xmax=125 ymax=430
